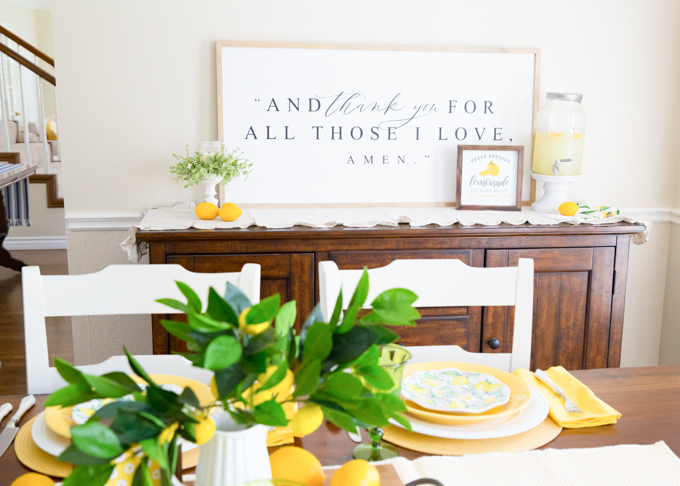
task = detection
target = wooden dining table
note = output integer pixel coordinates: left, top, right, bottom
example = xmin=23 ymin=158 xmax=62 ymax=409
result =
xmin=1 ymin=365 xmax=679 ymax=485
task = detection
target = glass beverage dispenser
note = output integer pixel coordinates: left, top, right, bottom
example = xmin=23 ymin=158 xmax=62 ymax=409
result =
xmin=532 ymin=93 xmax=586 ymax=176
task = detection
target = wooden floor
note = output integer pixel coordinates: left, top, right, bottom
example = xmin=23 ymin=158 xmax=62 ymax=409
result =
xmin=0 ymin=250 xmax=72 ymax=395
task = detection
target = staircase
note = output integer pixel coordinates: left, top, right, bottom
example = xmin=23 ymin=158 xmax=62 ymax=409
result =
xmin=0 ymin=25 xmax=63 ymax=208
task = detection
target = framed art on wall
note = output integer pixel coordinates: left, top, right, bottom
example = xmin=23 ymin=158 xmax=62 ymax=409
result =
xmin=455 ymin=145 xmax=524 ymax=211
xmin=217 ymin=42 xmax=540 ymax=207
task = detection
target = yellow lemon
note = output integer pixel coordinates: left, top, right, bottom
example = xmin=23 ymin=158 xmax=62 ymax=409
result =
xmin=193 ymin=416 xmax=216 ymax=445
xmin=290 ymin=404 xmax=324 ymax=436
xmin=476 ymin=381 xmax=490 ymax=392
xmin=195 ymin=202 xmax=220 ymax=220
xmin=488 ymin=161 xmax=499 ymax=176
xmin=449 ymin=400 xmax=466 ymax=409
xmin=158 ymin=423 xmax=179 ymax=444
xmin=488 ymin=383 xmax=502 ymax=392
xmin=559 ymin=201 xmax=579 ymax=216
xmin=424 ymin=378 xmax=440 ymax=387
xmin=239 ymin=308 xmax=270 ymax=336
xmin=219 ymin=202 xmax=243 ymax=222
xmin=270 ymin=446 xmax=326 ymax=486
xmin=330 ymin=459 xmax=380 ymax=486
xmin=10 ymin=473 xmax=54 ymax=486
xmin=451 ymin=376 xmax=468 ymax=386
xmin=210 ymin=375 xmax=219 ymax=399
xmin=457 ymin=394 xmax=472 ymax=401
xmin=258 ymin=366 xmax=295 ymax=398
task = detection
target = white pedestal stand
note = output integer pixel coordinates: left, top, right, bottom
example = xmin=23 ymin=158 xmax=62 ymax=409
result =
xmin=531 ymin=172 xmax=584 ymax=214
xmin=201 ymin=175 xmax=223 ymax=205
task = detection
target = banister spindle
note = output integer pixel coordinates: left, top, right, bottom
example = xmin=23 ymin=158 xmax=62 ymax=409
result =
xmin=19 ymin=64 xmax=31 ymax=166
xmin=0 ymin=47 xmax=10 ymax=151
xmin=35 ymin=54 xmax=49 ymax=175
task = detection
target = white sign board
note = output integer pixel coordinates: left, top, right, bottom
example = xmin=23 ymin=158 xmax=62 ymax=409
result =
xmin=459 ymin=149 xmax=521 ymax=208
xmin=218 ymin=43 xmax=539 ymax=206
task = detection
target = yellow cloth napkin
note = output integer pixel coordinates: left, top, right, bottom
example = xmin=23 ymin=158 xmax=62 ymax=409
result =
xmin=266 ymin=401 xmax=299 ymax=446
xmin=513 ymin=366 xmax=621 ymax=428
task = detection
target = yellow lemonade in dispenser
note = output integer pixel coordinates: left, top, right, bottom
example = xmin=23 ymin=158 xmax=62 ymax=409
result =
xmin=532 ymin=132 xmax=585 ymax=176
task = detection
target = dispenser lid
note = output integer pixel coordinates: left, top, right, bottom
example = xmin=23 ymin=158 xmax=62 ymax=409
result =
xmin=547 ymin=93 xmax=583 ymax=101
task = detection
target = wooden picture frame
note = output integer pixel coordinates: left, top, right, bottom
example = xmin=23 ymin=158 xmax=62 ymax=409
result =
xmin=216 ymin=42 xmax=540 ymax=207
xmin=456 ymin=145 xmax=524 ymax=211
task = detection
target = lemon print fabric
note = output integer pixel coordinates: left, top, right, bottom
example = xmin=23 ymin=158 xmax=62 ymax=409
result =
xmin=479 ymin=161 xmax=500 ymax=176
xmin=559 ymin=202 xmax=621 ymax=220
xmin=401 ymin=368 xmax=511 ymax=414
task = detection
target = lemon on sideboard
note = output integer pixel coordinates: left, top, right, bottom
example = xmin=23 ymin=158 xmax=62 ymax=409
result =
xmin=195 ymin=201 xmax=220 ymax=220
xmin=220 ymin=202 xmax=243 ymax=221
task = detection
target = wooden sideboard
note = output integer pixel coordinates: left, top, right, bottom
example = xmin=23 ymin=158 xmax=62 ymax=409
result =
xmin=137 ymin=222 xmax=645 ymax=371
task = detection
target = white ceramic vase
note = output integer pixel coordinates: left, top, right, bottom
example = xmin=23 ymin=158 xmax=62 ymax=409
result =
xmin=202 ymin=175 xmax=223 ymax=205
xmin=194 ymin=411 xmax=273 ymax=486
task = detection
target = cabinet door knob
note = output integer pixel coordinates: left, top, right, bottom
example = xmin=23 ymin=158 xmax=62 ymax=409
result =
xmin=488 ymin=338 xmax=501 ymax=350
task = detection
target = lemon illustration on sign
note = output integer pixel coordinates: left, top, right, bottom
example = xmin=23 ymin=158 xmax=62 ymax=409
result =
xmin=219 ymin=202 xmax=242 ymax=221
xmin=195 ymin=202 xmax=220 ymax=220
xmin=270 ymin=446 xmax=326 ymax=486
xmin=291 ymin=403 xmax=324 ymax=436
xmin=479 ymin=161 xmax=499 ymax=176
xmin=559 ymin=201 xmax=579 ymax=216
xmin=330 ymin=459 xmax=380 ymax=486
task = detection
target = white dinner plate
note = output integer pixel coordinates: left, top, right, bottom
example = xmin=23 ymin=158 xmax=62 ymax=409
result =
xmin=32 ymin=411 xmax=199 ymax=456
xmin=390 ymin=385 xmax=549 ymax=439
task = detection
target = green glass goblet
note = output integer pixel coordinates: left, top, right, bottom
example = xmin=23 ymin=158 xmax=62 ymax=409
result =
xmin=353 ymin=343 xmax=411 ymax=461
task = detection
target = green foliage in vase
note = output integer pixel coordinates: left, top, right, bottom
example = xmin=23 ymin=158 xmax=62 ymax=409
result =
xmin=169 ymin=144 xmax=252 ymax=188
xmin=44 ymin=269 xmax=419 ymax=486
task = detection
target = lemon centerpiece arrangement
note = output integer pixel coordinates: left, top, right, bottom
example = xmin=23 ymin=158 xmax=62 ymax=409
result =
xmin=43 ymin=269 xmax=419 ymax=486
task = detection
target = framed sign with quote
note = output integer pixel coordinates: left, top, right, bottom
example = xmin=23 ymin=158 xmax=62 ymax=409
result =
xmin=217 ymin=42 xmax=540 ymax=207
xmin=456 ymin=145 xmax=524 ymax=211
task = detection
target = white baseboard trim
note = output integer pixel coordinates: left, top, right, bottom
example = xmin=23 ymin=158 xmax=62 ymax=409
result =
xmin=4 ymin=236 xmax=68 ymax=250
xmin=65 ymin=213 xmax=144 ymax=231
xmin=62 ymin=207 xmax=677 ymax=231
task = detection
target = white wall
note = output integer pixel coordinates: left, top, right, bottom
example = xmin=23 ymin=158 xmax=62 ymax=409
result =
xmin=50 ymin=0 xmax=680 ymax=365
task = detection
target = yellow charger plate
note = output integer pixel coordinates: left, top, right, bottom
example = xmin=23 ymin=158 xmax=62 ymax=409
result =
xmin=44 ymin=373 xmax=214 ymax=439
xmin=402 ymin=362 xmax=531 ymax=425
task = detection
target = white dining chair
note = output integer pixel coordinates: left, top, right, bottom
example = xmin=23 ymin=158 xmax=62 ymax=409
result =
xmin=22 ymin=263 xmax=261 ymax=394
xmin=319 ymin=259 xmax=534 ymax=372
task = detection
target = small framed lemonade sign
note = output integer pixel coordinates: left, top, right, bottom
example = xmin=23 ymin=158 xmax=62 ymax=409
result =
xmin=456 ymin=145 xmax=524 ymax=211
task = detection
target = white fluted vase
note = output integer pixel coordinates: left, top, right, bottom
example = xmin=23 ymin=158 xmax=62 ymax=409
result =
xmin=202 ymin=175 xmax=223 ymax=205
xmin=195 ymin=412 xmax=273 ymax=486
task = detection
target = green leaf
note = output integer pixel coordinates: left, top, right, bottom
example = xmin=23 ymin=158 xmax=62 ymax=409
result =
xmin=360 ymin=325 xmax=400 ymax=345
xmin=58 ymin=444 xmax=112 ymax=466
xmin=375 ymin=392 xmax=407 ymax=413
xmin=63 ymin=464 xmax=115 ymax=486
xmin=132 ymin=460 xmax=154 ymax=486
xmin=275 ymin=300 xmax=297 ymax=336
xmin=84 ymin=375 xmax=135 ymax=399
xmin=110 ymin=409 xmax=164 ymax=446
xmin=293 ymin=359 xmax=321 ymax=398
xmin=246 ymin=294 xmax=280 ymax=325
xmin=138 ymin=411 xmax=167 ymax=429
xmin=300 ymin=304 xmax=324 ymax=340
xmin=93 ymin=401 xmax=148 ymax=419
xmin=204 ymin=335 xmax=242 ymax=370
xmin=302 ymin=322 xmax=332 ymax=364
xmin=54 ymin=357 xmax=86 ymax=385
xmin=328 ymin=290 xmax=343 ymax=332
xmin=124 ymin=348 xmax=157 ymax=387
xmin=188 ymin=329 xmax=230 ymax=346
xmin=328 ymin=326 xmax=380 ymax=364
xmin=371 ymin=288 xmax=418 ymax=310
xmin=206 ymin=287 xmax=239 ymax=327
xmin=161 ymin=320 xmax=196 ymax=343
xmin=180 ymin=421 xmax=198 ymax=443
xmin=356 ymin=364 xmax=394 ymax=390
xmin=146 ymin=386 xmax=196 ymax=423
xmin=176 ymin=281 xmax=202 ymax=312
xmin=360 ymin=288 xmax=420 ymax=326
xmin=243 ymin=327 xmax=277 ymax=355
xmin=71 ymin=421 xmax=123 ymax=459
xmin=322 ymin=408 xmax=359 ymax=433
xmin=188 ymin=313 xmax=230 ymax=332
xmin=179 ymin=386 xmax=201 ymax=408
xmin=140 ymin=438 xmax=169 ymax=470
xmin=155 ymin=298 xmax=191 ymax=314
xmin=321 ymin=373 xmax=364 ymax=399
xmin=214 ymin=366 xmax=246 ymax=400
xmin=343 ymin=398 xmax=390 ymax=427
xmin=224 ymin=282 xmax=252 ymax=314
xmin=253 ymin=400 xmax=288 ymax=426
xmin=100 ymin=372 xmax=142 ymax=393
xmin=348 ymin=344 xmax=380 ymax=370
xmin=242 ymin=351 xmax=268 ymax=375
xmin=337 ymin=268 xmax=369 ymax=334
xmin=389 ymin=412 xmax=412 ymax=431
xmin=287 ymin=328 xmax=299 ymax=369
xmin=45 ymin=382 xmax=98 ymax=408
xmin=258 ymin=360 xmax=288 ymax=392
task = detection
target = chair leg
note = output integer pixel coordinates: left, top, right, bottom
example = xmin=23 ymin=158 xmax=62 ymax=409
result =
xmin=0 ymin=191 xmax=26 ymax=272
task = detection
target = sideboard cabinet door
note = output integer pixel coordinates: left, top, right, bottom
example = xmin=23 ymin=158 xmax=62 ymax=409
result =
xmin=327 ymin=250 xmax=484 ymax=351
xmin=484 ymin=248 xmax=615 ymax=370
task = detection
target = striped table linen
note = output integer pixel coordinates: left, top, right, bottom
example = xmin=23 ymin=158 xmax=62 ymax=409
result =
xmin=0 ymin=163 xmax=31 ymax=227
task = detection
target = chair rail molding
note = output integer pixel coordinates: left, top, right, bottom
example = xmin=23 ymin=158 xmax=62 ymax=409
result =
xmin=65 ymin=213 xmax=144 ymax=231
xmin=4 ymin=236 xmax=67 ymax=250
xmin=62 ymin=208 xmax=675 ymax=233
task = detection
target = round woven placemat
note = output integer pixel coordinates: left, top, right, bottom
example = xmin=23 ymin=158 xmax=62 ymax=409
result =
xmin=383 ymin=417 xmax=562 ymax=455
xmin=15 ymin=415 xmax=73 ymax=477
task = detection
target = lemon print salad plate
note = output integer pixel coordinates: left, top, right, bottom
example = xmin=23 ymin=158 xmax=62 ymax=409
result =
xmin=402 ymin=367 xmax=511 ymax=414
